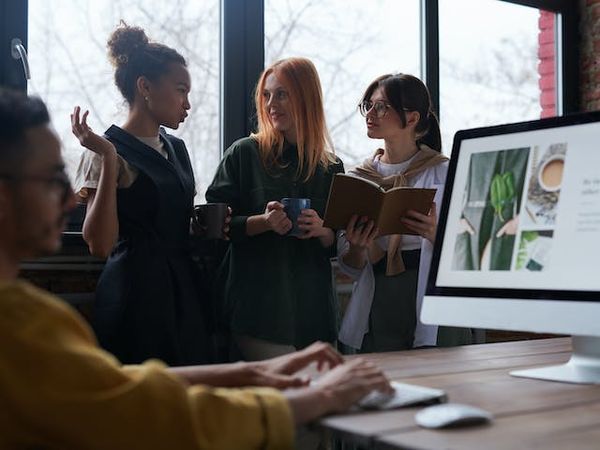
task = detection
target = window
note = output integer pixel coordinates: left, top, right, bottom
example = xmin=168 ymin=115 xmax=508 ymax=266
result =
xmin=264 ymin=0 xmax=420 ymax=167
xmin=28 ymin=0 xmax=220 ymax=199
xmin=2 ymin=0 xmax=578 ymax=181
xmin=438 ymin=0 xmax=556 ymax=154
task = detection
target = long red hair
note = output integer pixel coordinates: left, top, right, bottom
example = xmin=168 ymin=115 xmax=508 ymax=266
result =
xmin=252 ymin=57 xmax=336 ymax=181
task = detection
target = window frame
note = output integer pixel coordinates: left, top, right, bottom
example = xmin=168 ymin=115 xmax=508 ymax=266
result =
xmin=1 ymin=0 xmax=579 ymax=150
xmin=423 ymin=0 xmax=578 ymax=117
xmin=221 ymin=0 xmax=264 ymax=151
xmin=0 ymin=0 xmax=580 ymax=268
xmin=227 ymin=0 xmax=577 ymax=152
xmin=1 ymin=0 xmax=28 ymax=91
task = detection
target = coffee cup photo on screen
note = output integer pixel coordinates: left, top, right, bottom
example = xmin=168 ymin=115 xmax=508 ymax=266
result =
xmin=451 ymin=147 xmax=529 ymax=271
xmin=522 ymin=143 xmax=567 ymax=228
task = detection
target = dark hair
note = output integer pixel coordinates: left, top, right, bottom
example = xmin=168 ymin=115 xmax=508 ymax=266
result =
xmin=361 ymin=73 xmax=442 ymax=152
xmin=0 ymin=88 xmax=50 ymax=171
xmin=107 ymin=22 xmax=186 ymax=105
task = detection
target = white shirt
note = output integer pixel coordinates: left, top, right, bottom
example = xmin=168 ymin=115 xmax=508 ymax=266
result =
xmin=74 ymin=135 xmax=166 ymax=199
xmin=337 ymin=156 xmax=448 ymax=349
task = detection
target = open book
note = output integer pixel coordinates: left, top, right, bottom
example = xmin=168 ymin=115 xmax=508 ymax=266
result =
xmin=323 ymin=173 xmax=436 ymax=235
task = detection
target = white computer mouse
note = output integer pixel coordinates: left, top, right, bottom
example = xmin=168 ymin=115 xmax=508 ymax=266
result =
xmin=415 ymin=403 xmax=493 ymax=429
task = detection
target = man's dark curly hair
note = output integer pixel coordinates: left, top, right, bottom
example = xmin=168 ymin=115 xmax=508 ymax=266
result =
xmin=0 ymin=88 xmax=50 ymax=171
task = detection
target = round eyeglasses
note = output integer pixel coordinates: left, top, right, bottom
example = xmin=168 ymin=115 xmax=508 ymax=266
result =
xmin=358 ymin=100 xmax=392 ymax=118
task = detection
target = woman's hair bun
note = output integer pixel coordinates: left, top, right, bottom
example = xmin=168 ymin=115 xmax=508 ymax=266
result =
xmin=107 ymin=21 xmax=149 ymax=66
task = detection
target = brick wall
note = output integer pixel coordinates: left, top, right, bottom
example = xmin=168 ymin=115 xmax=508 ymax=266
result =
xmin=539 ymin=11 xmax=556 ymax=117
xmin=581 ymin=0 xmax=600 ymax=111
xmin=539 ymin=2 xmax=600 ymax=115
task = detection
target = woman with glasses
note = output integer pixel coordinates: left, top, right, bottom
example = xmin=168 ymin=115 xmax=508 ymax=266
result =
xmin=70 ymin=23 xmax=214 ymax=365
xmin=337 ymin=73 xmax=472 ymax=353
xmin=206 ymin=57 xmax=344 ymax=361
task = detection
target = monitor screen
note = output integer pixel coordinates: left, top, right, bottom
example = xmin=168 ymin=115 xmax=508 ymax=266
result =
xmin=422 ymin=112 xmax=600 ymax=383
xmin=429 ymin=112 xmax=600 ymax=301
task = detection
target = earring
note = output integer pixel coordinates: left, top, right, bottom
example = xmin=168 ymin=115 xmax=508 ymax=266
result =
xmin=144 ymin=96 xmax=149 ymax=102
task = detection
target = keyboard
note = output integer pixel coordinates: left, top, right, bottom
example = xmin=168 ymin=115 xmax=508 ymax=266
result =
xmin=357 ymin=381 xmax=447 ymax=410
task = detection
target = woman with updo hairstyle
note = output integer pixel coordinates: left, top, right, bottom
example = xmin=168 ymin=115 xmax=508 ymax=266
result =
xmin=71 ymin=22 xmax=213 ymax=365
xmin=206 ymin=57 xmax=344 ymax=361
xmin=337 ymin=73 xmax=472 ymax=353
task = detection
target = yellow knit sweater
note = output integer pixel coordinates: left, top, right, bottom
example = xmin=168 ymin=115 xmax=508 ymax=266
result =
xmin=0 ymin=280 xmax=294 ymax=450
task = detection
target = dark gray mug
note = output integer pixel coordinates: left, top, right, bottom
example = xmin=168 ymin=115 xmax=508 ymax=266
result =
xmin=194 ymin=203 xmax=228 ymax=239
xmin=281 ymin=197 xmax=311 ymax=237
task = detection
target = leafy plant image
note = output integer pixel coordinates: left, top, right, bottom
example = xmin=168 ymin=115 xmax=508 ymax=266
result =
xmin=490 ymin=172 xmax=516 ymax=222
xmin=516 ymin=230 xmax=538 ymax=270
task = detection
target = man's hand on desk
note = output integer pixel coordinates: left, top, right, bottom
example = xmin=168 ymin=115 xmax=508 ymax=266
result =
xmin=208 ymin=342 xmax=346 ymax=389
xmin=259 ymin=341 xmax=344 ymax=376
xmin=170 ymin=346 xmax=393 ymax=426
xmin=284 ymin=358 xmax=393 ymax=424
xmin=312 ymin=358 xmax=394 ymax=412
xmin=169 ymin=342 xmax=344 ymax=389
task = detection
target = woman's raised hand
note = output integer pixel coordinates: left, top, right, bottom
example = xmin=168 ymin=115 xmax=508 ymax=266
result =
xmin=71 ymin=106 xmax=116 ymax=158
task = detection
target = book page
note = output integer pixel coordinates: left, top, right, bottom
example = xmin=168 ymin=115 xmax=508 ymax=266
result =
xmin=378 ymin=188 xmax=436 ymax=235
xmin=323 ymin=174 xmax=384 ymax=230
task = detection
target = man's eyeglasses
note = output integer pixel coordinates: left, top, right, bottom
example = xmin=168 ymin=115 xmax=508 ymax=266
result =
xmin=358 ymin=100 xmax=394 ymax=118
xmin=0 ymin=172 xmax=73 ymax=203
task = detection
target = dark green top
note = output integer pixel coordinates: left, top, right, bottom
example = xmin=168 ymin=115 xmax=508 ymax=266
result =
xmin=206 ymin=137 xmax=344 ymax=347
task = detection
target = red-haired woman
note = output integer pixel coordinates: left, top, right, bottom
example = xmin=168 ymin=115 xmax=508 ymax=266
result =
xmin=206 ymin=57 xmax=344 ymax=360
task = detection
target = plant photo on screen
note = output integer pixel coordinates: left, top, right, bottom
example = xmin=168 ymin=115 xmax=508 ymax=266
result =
xmin=515 ymin=229 xmax=554 ymax=271
xmin=452 ymin=147 xmax=530 ymax=271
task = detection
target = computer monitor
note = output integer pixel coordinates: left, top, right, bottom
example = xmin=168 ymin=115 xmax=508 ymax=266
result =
xmin=422 ymin=111 xmax=600 ymax=384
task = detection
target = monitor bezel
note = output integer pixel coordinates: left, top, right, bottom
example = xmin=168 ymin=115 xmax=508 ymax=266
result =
xmin=427 ymin=110 xmax=600 ymax=303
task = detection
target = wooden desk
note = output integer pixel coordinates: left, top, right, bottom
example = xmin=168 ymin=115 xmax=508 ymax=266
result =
xmin=317 ymin=338 xmax=600 ymax=449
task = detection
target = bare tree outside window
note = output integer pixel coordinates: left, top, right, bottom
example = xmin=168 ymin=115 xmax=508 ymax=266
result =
xmin=28 ymin=0 xmax=219 ymax=199
xmin=28 ymin=0 xmax=547 ymax=197
xmin=265 ymin=0 xmax=421 ymax=167
xmin=440 ymin=0 xmax=543 ymax=153
xmin=266 ymin=0 xmax=543 ymax=161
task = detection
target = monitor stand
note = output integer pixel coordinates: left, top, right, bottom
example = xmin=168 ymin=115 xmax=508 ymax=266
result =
xmin=510 ymin=336 xmax=600 ymax=384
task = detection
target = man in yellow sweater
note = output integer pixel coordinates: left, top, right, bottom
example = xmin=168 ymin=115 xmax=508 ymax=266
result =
xmin=0 ymin=89 xmax=391 ymax=449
